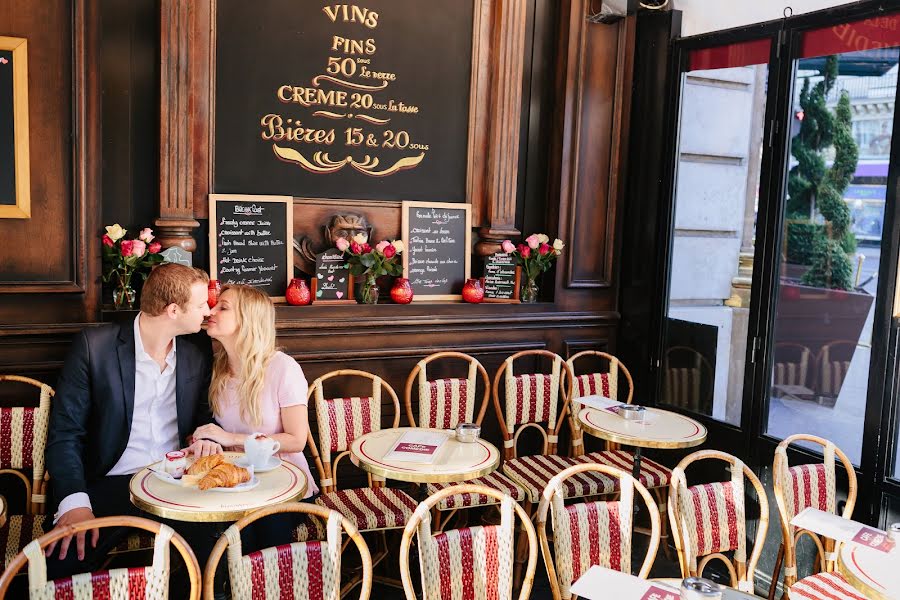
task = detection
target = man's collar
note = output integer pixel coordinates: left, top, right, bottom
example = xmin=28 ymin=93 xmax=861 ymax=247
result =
xmin=134 ymin=313 xmax=176 ymax=363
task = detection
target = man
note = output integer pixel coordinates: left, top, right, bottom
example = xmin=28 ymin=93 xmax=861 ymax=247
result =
xmin=44 ymin=263 xmax=221 ymax=582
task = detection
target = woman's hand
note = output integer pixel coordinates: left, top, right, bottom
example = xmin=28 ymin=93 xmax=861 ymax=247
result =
xmin=192 ymin=423 xmax=240 ymax=447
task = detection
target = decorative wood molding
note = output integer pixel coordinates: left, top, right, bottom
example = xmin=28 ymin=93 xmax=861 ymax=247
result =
xmin=158 ymin=0 xmax=200 ymax=252
xmin=475 ymin=0 xmax=528 ymax=257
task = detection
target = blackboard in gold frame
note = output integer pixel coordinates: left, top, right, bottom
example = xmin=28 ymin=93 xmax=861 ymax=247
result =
xmin=0 ymin=36 xmax=30 ymax=219
xmin=311 ymin=247 xmax=355 ymax=304
xmin=401 ymin=201 xmax=471 ymax=301
xmin=209 ymin=194 xmax=294 ymax=302
xmin=482 ymin=251 xmax=521 ymax=304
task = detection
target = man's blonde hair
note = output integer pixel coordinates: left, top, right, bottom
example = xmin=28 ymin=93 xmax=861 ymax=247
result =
xmin=140 ymin=263 xmax=209 ymax=316
xmin=208 ymin=284 xmax=276 ymax=427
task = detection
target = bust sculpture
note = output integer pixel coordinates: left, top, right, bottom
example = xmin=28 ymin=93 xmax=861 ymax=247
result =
xmin=293 ymin=212 xmax=373 ymax=275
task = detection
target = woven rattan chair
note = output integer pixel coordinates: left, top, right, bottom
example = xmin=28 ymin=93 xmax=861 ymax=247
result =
xmin=768 ymin=434 xmax=861 ymax=600
xmin=0 ymin=375 xmax=53 ymax=568
xmin=404 ymin=352 xmax=524 ymax=529
xmin=668 ymin=450 xmax=768 ymax=595
xmin=537 ymin=463 xmax=660 ymax=600
xmin=565 ymin=351 xmax=672 ymax=551
xmin=0 ymin=515 xmax=200 ymax=599
xmin=205 ymin=503 xmax=371 ymax=600
xmin=399 ymin=484 xmax=537 ymax=600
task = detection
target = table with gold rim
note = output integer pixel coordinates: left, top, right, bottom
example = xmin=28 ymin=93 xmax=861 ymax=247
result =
xmin=0 ymin=495 xmax=6 ymax=529
xmin=350 ymin=427 xmax=500 ymax=484
xmin=129 ymin=452 xmax=308 ymax=522
xmin=837 ymin=540 xmax=900 ymax=600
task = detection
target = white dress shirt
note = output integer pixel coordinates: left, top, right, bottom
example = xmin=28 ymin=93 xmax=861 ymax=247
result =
xmin=55 ymin=315 xmax=180 ymax=521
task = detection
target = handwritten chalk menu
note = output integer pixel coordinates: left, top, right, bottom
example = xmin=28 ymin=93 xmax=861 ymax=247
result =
xmin=402 ymin=201 xmax=471 ymax=300
xmin=214 ymin=1 xmax=475 ymax=203
xmin=0 ymin=48 xmax=15 ymax=207
xmin=483 ymin=252 xmax=519 ymax=302
xmin=209 ymin=194 xmax=294 ymax=301
xmin=314 ymin=248 xmax=352 ymax=302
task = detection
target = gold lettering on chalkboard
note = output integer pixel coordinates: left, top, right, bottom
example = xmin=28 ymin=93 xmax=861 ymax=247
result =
xmin=322 ymin=5 xmax=379 ymax=29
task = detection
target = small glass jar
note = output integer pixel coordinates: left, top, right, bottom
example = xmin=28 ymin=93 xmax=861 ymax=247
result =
xmin=207 ymin=279 xmax=221 ymax=308
xmin=680 ymin=577 xmax=722 ymax=600
xmin=165 ymin=450 xmax=187 ymax=479
xmin=390 ymin=277 xmax=414 ymax=304
xmin=889 ymin=522 xmax=900 ymax=541
xmin=462 ymin=278 xmax=484 ymax=303
xmin=286 ymin=278 xmax=312 ymax=306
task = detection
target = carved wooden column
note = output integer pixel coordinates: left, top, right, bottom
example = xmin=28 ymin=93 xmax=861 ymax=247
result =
xmin=475 ymin=0 xmax=529 ymax=257
xmin=156 ymin=0 xmax=199 ymax=252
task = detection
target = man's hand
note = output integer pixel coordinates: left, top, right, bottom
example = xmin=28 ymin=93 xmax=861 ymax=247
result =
xmin=44 ymin=507 xmax=98 ymax=561
xmin=186 ymin=437 xmax=223 ymax=457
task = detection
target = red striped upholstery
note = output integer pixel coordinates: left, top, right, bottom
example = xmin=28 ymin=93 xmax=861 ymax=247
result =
xmin=227 ymin=512 xmax=342 ymax=600
xmin=581 ymin=451 xmax=671 ymax=489
xmin=417 ymin=497 xmax=516 ymax=600
xmin=419 ymin=378 xmax=473 ymax=430
xmin=503 ymin=356 xmax=563 ymax=432
xmin=503 ymin=455 xmax=618 ymax=503
xmin=48 ymin=567 xmax=152 ymax=599
xmin=674 ymin=479 xmax=747 ymax=567
xmin=426 ymin=471 xmax=526 ymax=510
xmin=0 ymin=514 xmax=46 ymax=567
xmin=789 ymin=572 xmax=867 ymax=600
xmin=573 ymin=373 xmax=615 ymax=401
xmin=292 ymin=515 xmax=327 ymax=543
xmin=776 ymin=443 xmax=837 ymax=525
xmin=314 ymin=388 xmax=381 ymax=463
xmin=0 ymin=407 xmax=40 ymax=469
xmin=550 ymin=485 xmax=634 ymax=598
xmin=315 ymin=487 xmax=417 ymax=532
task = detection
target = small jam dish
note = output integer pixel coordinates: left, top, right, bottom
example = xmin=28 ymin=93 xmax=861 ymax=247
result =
xmin=455 ymin=423 xmax=481 ymax=443
xmin=618 ymin=405 xmax=646 ymax=421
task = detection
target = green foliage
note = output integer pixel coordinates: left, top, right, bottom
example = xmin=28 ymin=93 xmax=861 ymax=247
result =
xmin=785 ymin=221 xmax=822 ymax=265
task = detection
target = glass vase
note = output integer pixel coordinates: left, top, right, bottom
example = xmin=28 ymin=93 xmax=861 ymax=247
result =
xmin=113 ymin=280 xmax=136 ymax=310
xmin=359 ymin=275 xmax=380 ymax=305
xmin=520 ymin=277 xmax=539 ymax=303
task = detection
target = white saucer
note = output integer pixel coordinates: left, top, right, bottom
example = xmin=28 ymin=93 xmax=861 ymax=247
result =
xmin=150 ymin=467 xmax=185 ymax=486
xmin=233 ymin=455 xmax=282 ymax=473
xmin=206 ymin=475 xmax=260 ymax=493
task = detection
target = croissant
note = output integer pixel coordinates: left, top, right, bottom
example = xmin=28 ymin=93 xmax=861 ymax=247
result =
xmin=186 ymin=454 xmax=225 ymax=477
xmin=198 ymin=463 xmax=251 ymax=490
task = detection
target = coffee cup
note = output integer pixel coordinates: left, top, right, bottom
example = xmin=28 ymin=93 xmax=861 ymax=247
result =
xmin=244 ymin=432 xmax=280 ymax=468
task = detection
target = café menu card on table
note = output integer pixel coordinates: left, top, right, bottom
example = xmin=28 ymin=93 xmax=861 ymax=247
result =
xmin=570 ymin=567 xmax=679 ymax=600
xmin=791 ymin=508 xmax=896 ymax=553
xmin=384 ymin=430 xmax=450 ymax=464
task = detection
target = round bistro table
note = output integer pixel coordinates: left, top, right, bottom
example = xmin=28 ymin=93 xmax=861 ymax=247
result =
xmin=350 ymin=427 xmax=500 ymax=484
xmin=129 ymin=452 xmax=308 ymax=522
xmin=0 ymin=495 xmax=6 ymax=529
xmin=577 ymin=405 xmax=707 ymax=479
xmin=837 ymin=541 xmax=900 ymax=600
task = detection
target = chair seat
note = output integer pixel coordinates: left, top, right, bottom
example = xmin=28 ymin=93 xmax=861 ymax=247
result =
xmin=426 ymin=471 xmax=527 ymax=510
xmin=789 ymin=572 xmax=867 ymax=600
xmin=581 ymin=450 xmax=671 ymax=489
xmin=503 ymin=455 xmax=618 ymax=503
xmin=0 ymin=514 xmax=46 ymax=567
xmin=315 ymin=488 xmax=417 ymax=532
xmin=111 ymin=531 xmax=155 ymax=553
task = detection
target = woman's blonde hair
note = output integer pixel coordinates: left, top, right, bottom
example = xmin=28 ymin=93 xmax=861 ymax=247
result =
xmin=209 ymin=284 xmax=276 ymax=427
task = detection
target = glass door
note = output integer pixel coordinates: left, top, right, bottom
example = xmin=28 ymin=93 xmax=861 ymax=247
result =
xmin=660 ymin=39 xmax=772 ymax=450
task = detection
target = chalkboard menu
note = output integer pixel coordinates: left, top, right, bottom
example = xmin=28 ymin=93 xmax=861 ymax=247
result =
xmin=214 ymin=1 xmax=475 ymax=203
xmin=483 ymin=252 xmax=520 ymax=303
xmin=0 ymin=37 xmax=31 ymax=219
xmin=402 ymin=201 xmax=471 ymax=300
xmin=209 ymin=194 xmax=294 ymax=301
xmin=0 ymin=48 xmax=15 ymax=207
xmin=313 ymin=248 xmax=353 ymax=303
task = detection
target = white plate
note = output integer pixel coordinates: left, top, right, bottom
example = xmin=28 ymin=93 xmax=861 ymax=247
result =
xmin=205 ymin=475 xmax=260 ymax=493
xmin=233 ymin=455 xmax=282 ymax=473
xmin=150 ymin=467 xmax=185 ymax=486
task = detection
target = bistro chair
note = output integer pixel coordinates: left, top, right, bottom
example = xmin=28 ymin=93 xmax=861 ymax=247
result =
xmin=668 ymin=449 xmax=768 ymax=595
xmin=299 ymin=370 xmax=417 ymax=588
xmin=399 ymin=484 xmax=537 ymax=600
xmin=0 ymin=375 xmax=53 ymax=569
xmin=404 ymin=352 xmax=525 ymax=530
xmin=205 ymin=503 xmax=372 ymax=600
xmin=813 ymin=341 xmax=856 ymax=403
xmin=0 ymin=515 xmax=200 ymax=599
xmin=663 ymin=346 xmax=714 ymax=414
xmin=493 ymin=350 xmax=618 ymax=584
xmin=537 ymin=463 xmax=660 ymax=600
xmin=769 ymin=434 xmax=861 ymax=600
xmin=564 ymin=351 xmax=672 ymax=551
xmin=773 ymin=343 xmax=813 ymax=391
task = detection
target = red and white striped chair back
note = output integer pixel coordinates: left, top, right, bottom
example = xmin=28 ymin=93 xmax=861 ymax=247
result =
xmin=572 ymin=372 xmax=616 ymax=401
xmin=226 ymin=512 xmax=342 ymax=600
xmin=669 ymin=451 xmax=767 ymax=594
xmin=775 ymin=441 xmax=837 ymax=522
xmin=0 ymin=376 xmax=53 ymax=514
xmin=313 ymin=379 xmax=383 ymax=464
xmin=416 ymin=360 xmax=478 ymax=429
xmin=400 ymin=484 xmax=537 ymax=600
xmin=21 ymin=523 xmax=176 ymax=600
xmin=537 ymin=463 xmax=659 ymax=600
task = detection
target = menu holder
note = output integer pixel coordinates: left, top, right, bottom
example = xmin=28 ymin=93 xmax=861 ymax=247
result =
xmin=482 ymin=252 xmax=520 ymax=303
xmin=311 ymin=248 xmax=355 ymax=304
xmin=791 ymin=508 xmax=896 ymax=553
xmin=384 ymin=430 xmax=450 ymax=464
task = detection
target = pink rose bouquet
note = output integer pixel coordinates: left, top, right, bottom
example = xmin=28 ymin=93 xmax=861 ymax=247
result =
xmin=500 ymin=233 xmax=564 ymax=302
xmin=340 ymin=238 xmax=404 ymax=304
xmin=101 ymin=224 xmax=166 ymax=309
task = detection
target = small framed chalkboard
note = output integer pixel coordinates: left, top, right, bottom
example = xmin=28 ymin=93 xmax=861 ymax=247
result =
xmin=0 ymin=36 xmax=30 ymax=219
xmin=483 ymin=252 xmax=520 ymax=303
xmin=402 ymin=201 xmax=471 ymax=301
xmin=209 ymin=194 xmax=293 ymax=301
xmin=312 ymin=248 xmax=354 ymax=304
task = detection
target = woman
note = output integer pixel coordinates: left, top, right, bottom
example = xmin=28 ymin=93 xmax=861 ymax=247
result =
xmin=193 ymin=284 xmax=319 ymax=505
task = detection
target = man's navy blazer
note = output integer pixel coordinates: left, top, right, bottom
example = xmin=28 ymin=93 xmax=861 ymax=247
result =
xmin=46 ymin=321 xmax=213 ymax=504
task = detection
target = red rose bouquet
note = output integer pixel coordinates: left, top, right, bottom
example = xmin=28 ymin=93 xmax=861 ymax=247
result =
xmin=500 ymin=233 xmax=564 ymax=302
xmin=102 ymin=224 xmax=165 ymax=309
xmin=337 ymin=236 xmax=404 ymax=304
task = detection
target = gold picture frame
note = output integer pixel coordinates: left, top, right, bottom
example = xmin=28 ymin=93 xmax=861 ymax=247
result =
xmin=0 ymin=36 xmax=29 ymax=219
